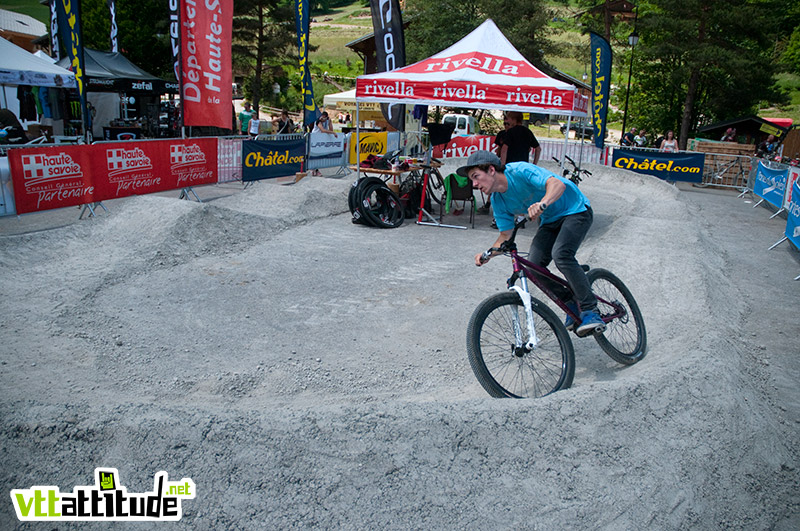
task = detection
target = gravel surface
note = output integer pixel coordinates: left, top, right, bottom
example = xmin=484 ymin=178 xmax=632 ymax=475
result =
xmin=1 ymin=163 xmax=798 ymax=529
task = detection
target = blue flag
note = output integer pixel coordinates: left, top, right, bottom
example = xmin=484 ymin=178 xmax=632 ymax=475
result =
xmin=55 ymin=0 xmax=89 ymax=138
xmin=295 ymin=0 xmax=319 ymax=129
xmin=589 ymin=32 xmax=612 ymax=149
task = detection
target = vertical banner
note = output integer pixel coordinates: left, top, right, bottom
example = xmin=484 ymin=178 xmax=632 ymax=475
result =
xmin=369 ymin=0 xmax=405 ymax=131
xmin=589 ymin=32 xmax=611 ymax=149
xmin=107 ymin=0 xmax=118 ymax=52
xmin=754 ymin=161 xmax=788 ymax=209
xmin=295 ymin=0 xmax=319 ymax=129
xmin=787 ymin=181 xmax=800 ymax=250
xmin=49 ymin=1 xmax=60 ymax=61
xmin=180 ymin=0 xmax=233 ymax=129
xmin=54 ymin=0 xmax=88 ymax=137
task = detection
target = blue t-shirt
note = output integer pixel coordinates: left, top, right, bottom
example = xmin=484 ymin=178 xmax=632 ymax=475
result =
xmin=492 ymin=162 xmax=590 ymax=231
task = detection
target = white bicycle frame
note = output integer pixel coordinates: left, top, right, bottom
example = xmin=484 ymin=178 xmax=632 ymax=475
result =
xmin=508 ymin=276 xmax=538 ymax=350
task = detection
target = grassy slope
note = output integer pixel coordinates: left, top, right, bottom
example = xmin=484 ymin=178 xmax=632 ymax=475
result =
xmin=3 ymin=1 xmax=49 ymax=24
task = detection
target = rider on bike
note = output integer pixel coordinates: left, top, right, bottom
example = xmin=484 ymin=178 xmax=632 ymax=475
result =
xmin=458 ymin=150 xmax=605 ymax=337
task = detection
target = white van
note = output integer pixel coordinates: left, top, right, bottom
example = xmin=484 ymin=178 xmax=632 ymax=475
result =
xmin=443 ymin=113 xmax=480 ymax=136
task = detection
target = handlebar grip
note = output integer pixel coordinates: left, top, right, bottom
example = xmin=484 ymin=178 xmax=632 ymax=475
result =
xmin=480 ymin=251 xmax=492 ymax=264
xmin=564 ymin=154 xmax=575 ymax=165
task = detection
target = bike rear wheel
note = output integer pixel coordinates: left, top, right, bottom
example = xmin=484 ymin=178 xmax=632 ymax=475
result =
xmin=424 ymin=167 xmax=445 ymax=205
xmin=588 ymin=268 xmax=647 ymax=365
xmin=466 ymin=292 xmax=575 ymax=398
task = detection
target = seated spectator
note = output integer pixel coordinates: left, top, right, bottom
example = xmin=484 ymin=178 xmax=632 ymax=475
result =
xmin=721 ymin=128 xmax=737 ymax=142
xmin=621 ymin=127 xmax=636 ymax=147
xmin=0 ymin=109 xmax=28 ymax=142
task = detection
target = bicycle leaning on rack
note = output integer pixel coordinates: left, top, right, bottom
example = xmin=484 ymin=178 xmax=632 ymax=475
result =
xmin=552 ymin=154 xmax=592 ymax=186
xmin=466 ymin=217 xmax=647 ymax=399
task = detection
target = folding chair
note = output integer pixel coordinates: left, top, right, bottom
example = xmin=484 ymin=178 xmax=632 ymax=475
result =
xmin=445 ymin=173 xmax=476 ymax=228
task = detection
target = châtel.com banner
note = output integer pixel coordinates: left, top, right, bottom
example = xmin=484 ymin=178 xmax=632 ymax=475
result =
xmin=8 ymin=139 xmax=218 ymax=214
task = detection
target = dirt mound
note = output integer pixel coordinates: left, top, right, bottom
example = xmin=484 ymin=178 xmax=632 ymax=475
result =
xmin=0 ymin=169 xmax=796 ymax=529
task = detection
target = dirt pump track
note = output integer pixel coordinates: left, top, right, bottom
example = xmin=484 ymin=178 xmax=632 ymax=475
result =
xmin=0 ymin=163 xmax=798 ymax=529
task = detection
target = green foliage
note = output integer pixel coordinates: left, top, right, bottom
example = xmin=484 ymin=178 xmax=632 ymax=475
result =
xmin=79 ymin=0 xmax=173 ymax=79
xmin=403 ymin=0 xmax=555 ymax=66
xmin=624 ymin=0 xmax=782 ymax=145
xmin=233 ymin=0 xmax=297 ymax=114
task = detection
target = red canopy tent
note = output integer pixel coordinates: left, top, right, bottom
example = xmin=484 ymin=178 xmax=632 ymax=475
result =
xmin=353 ymin=19 xmax=590 ymax=227
xmin=355 ymin=19 xmax=589 ymax=117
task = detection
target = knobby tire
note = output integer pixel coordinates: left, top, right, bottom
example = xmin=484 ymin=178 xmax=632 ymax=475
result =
xmin=467 ymin=292 xmax=575 ymax=398
xmin=588 ymin=268 xmax=647 ymax=365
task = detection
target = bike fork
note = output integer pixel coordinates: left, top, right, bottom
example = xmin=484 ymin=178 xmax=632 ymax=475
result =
xmin=508 ymin=278 xmax=538 ymax=350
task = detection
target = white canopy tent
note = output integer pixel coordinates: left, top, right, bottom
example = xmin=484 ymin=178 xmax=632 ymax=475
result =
xmin=0 ymin=37 xmax=76 ymax=89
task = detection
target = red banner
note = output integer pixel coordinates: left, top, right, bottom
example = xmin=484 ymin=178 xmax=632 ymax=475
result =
xmin=8 ymin=139 xmax=218 ymax=214
xmin=180 ymin=0 xmax=233 ymax=128
xmin=8 ymin=145 xmax=97 ymax=214
xmin=432 ymin=135 xmax=499 ymax=159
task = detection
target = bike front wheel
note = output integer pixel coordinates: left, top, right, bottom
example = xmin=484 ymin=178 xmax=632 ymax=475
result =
xmin=588 ymin=268 xmax=647 ymax=365
xmin=466 ymin=292 xmax=575 ymax=398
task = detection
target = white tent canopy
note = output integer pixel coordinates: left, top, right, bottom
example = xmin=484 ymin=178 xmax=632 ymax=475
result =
xmin=0 ymin=38 xmax=76 ymax=88
xmin=355 ymin=19 xmax=588 ymax=118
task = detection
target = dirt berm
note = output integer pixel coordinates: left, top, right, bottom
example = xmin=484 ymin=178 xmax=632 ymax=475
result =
xmin=1 ymin=162 xmax=797 ymax=529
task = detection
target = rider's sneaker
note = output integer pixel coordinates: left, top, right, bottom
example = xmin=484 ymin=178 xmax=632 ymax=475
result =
xmin=564 ymin=302 xmax=579 ymax=331
xmin=575 ymin=310 xmax=606 ymax=337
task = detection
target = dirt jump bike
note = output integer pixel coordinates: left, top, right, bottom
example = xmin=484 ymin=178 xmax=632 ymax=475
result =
xmin=466 ymin=217 xmax=647 ymax=398
xmin=552 ymin=154 xmax=592 ymax=186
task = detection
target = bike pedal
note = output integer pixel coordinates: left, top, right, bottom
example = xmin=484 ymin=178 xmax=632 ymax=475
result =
xmin=575 ymin=324 xmax=606 ymax=338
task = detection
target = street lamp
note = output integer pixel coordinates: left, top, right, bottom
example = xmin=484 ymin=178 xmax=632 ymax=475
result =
xmin=620 ymin=29 xmax=639 ymax=142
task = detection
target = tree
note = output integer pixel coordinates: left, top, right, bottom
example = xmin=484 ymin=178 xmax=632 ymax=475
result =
xmin=631 ymin=0 xmax=780 ymax=149
xmin=403 ymin=0 xmax=555 ymax=68
xmin=232 ymin=0 xmax=297 ymax=117
xmin=79 ymin=0 xmax=173 ymax=78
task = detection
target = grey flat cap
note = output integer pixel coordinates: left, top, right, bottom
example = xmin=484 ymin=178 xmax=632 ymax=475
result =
xmin=456 ymin=150 xmax=502 ymax=177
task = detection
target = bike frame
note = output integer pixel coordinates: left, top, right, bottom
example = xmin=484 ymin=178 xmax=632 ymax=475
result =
xmin=493 ymin=219 xmax=627 ymax=333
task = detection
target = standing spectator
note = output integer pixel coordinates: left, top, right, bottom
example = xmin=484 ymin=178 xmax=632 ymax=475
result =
xmin=311 ymin=112 xmax=337 ymax=175
xmin=238 ymin=102 xmax=255 ymax=135
xmin=634 ymin=129 xmax=648 ymax=147
xmin=499 ymin=111 xmax=540 ymax=164
xmin=276 ymin=110 xmax=294 ymax=134
xmin=312 ymin=111 xmax=337 ymax=137
xmin=621 ymin=127 xmax=636 ymax=146
xmin=660 ymin=130 xmax=678 ymax=153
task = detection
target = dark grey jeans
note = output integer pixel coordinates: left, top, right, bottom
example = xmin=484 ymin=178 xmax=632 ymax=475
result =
xmin=527 ymin=207 xmax=597 ymax=313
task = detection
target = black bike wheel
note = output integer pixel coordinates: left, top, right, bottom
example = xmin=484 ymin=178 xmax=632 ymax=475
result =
xmin=588 ymin=268 xmax=647 ymax=365
xmin=466 ymin=292 xmax=575 ymax=398
xmin=350 ymin=177 xmax=383 ymax=226
xmin=360 ymin=182 xmax=404 ymax=228
xmin=425 ymin=168 xmax=446 ymax=205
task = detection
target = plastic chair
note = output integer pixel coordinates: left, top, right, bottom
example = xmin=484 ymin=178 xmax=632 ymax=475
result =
xmin=445 ymin=173 xmax=476 ymax=228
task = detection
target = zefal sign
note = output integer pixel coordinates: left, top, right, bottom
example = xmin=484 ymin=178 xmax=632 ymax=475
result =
xmin=8 ymin=139 xmax=217 ymax=214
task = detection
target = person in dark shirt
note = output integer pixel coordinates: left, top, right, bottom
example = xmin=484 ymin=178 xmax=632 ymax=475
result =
xmin=499 ymin=111 xmax=540 ymax=164
xmin=621 ymin=127 xmax=636 ymax=147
